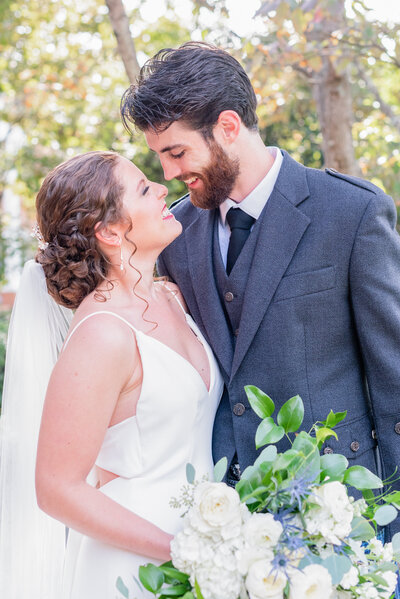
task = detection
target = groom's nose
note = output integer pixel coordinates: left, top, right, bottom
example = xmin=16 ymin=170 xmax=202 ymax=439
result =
xmin=161 ymin=159 xmax=181 ymax=181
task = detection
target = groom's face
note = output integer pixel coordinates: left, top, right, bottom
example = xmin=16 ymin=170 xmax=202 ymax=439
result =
xmin=145 ymin=121 xmax=239 ymax=210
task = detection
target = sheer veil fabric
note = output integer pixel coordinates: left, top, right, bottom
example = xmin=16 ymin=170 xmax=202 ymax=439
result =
xmin=0 ymin=260 xmax=73 ymax=598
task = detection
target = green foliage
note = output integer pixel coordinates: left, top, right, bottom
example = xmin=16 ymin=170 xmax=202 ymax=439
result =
xmin=0 ymin=310 xmax=10 ymax=411
xmin=137 ymin=562 xmax=191 ymax=598
xmin=213 ymin=456 xmax=227 ymax=483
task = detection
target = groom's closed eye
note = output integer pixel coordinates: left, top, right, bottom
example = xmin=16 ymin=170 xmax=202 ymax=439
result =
xmin=171 ymin=151 xmax=185 ymax=159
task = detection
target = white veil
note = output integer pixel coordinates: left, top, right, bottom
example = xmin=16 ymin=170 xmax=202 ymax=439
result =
xmin=0 ymin=260 xmax=73 ymax=598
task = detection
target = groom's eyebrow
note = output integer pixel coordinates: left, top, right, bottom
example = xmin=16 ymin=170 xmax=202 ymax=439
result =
xmin=159 ymin=144 xmax=184 ymax=153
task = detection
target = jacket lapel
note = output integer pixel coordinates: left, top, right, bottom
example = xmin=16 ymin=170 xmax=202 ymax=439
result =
xmin=230 ymin=153 xmax=311 ymax=380
xmin=184 ymin=210 xmax=234 ymax=377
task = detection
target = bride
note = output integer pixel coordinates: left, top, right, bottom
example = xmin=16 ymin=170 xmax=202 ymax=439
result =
xmin=0 ymin=151 xmax=223 ymax=598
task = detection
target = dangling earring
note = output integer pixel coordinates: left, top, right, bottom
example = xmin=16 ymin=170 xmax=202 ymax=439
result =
xmin=119 ymin=239 xmax=124 ymax=271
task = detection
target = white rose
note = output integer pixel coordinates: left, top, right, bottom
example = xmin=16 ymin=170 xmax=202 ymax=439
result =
xmin=340 ymin=565 xmax=359 ymax=589
xmin=305 ymin=481 xmax=353 ymax=544
xmin=244 ymin=513 xmax=283 ymax=549
xmin=245 ymin=559 xmax=287 ymax=599
xmin=289 ymin=564 xmax=333 ymax=599
xmin=189 ymin=482 xmax=244 ymax=539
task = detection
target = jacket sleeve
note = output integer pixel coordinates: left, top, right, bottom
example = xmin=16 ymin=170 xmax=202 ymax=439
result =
xmin=349 ymin=190 xmax=400 ymax=537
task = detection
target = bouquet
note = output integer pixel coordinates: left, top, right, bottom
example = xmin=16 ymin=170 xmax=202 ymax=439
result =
xmin=129 ymin=387 xmax=400 ymax=599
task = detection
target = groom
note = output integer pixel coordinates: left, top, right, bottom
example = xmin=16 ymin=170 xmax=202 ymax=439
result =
xmin=121 ymin=42 xmax=400 ymax=537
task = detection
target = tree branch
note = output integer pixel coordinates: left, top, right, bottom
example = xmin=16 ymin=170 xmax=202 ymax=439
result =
xmin=105 ymin=0 xmax=140 ymax=84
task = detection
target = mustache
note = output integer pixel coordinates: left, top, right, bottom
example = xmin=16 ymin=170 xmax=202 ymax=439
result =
xmin=176 ymin=173 xmax=202 ymax=183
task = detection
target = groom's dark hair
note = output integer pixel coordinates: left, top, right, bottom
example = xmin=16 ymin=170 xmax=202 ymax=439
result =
xmin=120 ymin=42 xmax=258 ymax=137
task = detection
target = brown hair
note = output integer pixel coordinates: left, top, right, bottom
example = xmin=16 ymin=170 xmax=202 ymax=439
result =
xmin=36 ymin=151 xmax=125 ymax=309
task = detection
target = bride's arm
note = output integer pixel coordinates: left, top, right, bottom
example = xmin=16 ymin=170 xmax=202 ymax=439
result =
xmin=35 ymin=315 xmax=173 ymax=561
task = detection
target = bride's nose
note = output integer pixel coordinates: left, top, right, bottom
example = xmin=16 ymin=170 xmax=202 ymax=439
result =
xmin=157 ymin=184 xmax=168 ymax=201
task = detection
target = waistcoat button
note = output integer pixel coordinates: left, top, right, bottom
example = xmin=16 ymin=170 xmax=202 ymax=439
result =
xmin=350 ymin=441 xmax=360 ymax=452
xmin=233 ymin=403 xmax=245 ymax=416
xmin=224 ymin=291 xmax=234 ymax=302
xmin=395 ymin=422 xmax=400 ymax=435
xmin=323 ymin=447 xmax=334 ymax=454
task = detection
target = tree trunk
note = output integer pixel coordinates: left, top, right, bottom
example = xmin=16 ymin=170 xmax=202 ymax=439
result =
xmin=313 ymin=57 xmax=361 ymax=176
xmin=105 ymin=0 xmax=140 ymax=84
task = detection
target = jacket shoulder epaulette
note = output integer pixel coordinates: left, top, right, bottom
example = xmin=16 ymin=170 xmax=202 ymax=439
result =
xmin=325 ymin=168 xmax=379 ymax=195
xmin=169 ymin=193 xmax=190 ymax=210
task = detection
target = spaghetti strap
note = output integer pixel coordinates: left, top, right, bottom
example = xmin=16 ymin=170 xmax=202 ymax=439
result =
xmin=62 ymin=311 xmax=137 ymax=351
xmin=163 ymin=283 xmax=187 ymax=315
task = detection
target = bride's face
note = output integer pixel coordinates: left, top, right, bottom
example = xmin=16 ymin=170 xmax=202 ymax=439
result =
xmin=115 ymin=157 xmax=182 ymax=253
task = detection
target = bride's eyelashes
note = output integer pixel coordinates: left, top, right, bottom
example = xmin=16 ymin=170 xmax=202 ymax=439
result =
xmin=142 ymin=185 xmax=150 ymax=196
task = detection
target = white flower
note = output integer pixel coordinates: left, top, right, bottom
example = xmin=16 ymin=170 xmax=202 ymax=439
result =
xmin=244 ymin=513 xmax=283 ymax=549
xmin=195 ymin=560 xmax=243 ymax=599
xmin=245 ymin=559 xmax=287 ymax=599
xmin=379 ymin=570 xmax=398 ymax=599
xmin=340 ymin=565 xmax=359 ymax=589
xmin=305 ymin=481 xmax=353 ymax=544
xmin=367 ymin=538 xmax=384 ymax=558
xmin=237 ymin=513 xmax=284 ymax=575
xmin=289 ymin=564 xmax=333 ymax=599
xmin=171 ymin=526 xmax=214 ymax=571
xmin=355 ymin=582 xmax=379 ymax=598
xmin=189 ymin=482 xmax=246 ymax=539
xmin=350 ymin=497 xmax=368 ymax=517
xmin=381 ymin=542 xmax=393 ymax=563
xmin=331 ymin=592 xmax=352 ymax=599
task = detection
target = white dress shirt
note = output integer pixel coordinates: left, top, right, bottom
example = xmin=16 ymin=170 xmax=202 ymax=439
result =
xmin=218 ymin=147 xmax=283 ymax=268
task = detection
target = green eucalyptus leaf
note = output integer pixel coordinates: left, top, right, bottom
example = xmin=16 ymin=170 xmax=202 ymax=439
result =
xmin=182 ymin=593 xmax=195 ymax=599
xmin=245 ymin=385 xmax=275 ymax=419
xmin=116 ymin=577 xmax=130 ymax=598
xmin=254 ymin=445 xmax=278 ymax=467
xmin=392 ymin=532 xmax=400 ymax=556
xmin=322 ymin=554 xmax=352 ymax=585
xmin=298 ymin=554 xmax=323 ymax=568
xmin=325 ymin=410 xmax=347 ymax=428
xmin=349 ymin=516 xmax=375 ymax=541
xmin=255 ymin=417 xmax=285 ymax=448
xmin=186 ymin=463 xmax=195 ymax=485
xmin=320 ymin=453 xmax=348 ymax=481
xmin=367 ymin=572 xmax=390 ymax=587
xmin=315 ymin=427 xmax=338 ymax=446
xmin=213 ymin=457 xmax=228 ymax=482
xmin=277 ymin=395 xmax=304 ymax=433
xmin=374 ymin=504 xmax=398 ymax=526
xmin=344 ymin=466 xmax=383 ymax=490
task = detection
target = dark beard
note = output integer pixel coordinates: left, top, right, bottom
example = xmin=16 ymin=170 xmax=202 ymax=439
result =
xmin=179 ymin=140 xmax=240 ymax=210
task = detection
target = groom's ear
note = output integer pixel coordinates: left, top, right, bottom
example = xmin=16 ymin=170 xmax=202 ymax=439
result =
xmin=214 ymin=110 xmax=241 ymax=145
xmin=94 ymin=223 xmax=121 ymax=247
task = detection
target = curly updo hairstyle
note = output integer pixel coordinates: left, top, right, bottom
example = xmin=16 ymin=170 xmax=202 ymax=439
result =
xmin=36 ymin=151 xmax=125 ymax=310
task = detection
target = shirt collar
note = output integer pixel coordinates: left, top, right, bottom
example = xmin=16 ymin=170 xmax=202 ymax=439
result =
xmin=219 ymin=147 xmax=283 ymax=226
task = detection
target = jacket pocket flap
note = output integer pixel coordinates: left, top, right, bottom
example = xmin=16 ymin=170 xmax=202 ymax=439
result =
xmin=274 ymin=266 xmax=336 ymax=302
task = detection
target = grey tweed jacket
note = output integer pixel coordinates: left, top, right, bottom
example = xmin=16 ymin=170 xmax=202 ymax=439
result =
xmin=158 ymin=151 xmax=400 ymax=536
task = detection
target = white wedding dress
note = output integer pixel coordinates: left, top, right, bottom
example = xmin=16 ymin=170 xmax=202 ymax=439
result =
xmin=61 ymin=301 xmax=224 ymax=599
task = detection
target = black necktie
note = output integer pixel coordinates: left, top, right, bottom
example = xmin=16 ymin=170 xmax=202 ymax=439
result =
xmin=226 ymin=208 xmax=255 ymax=275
